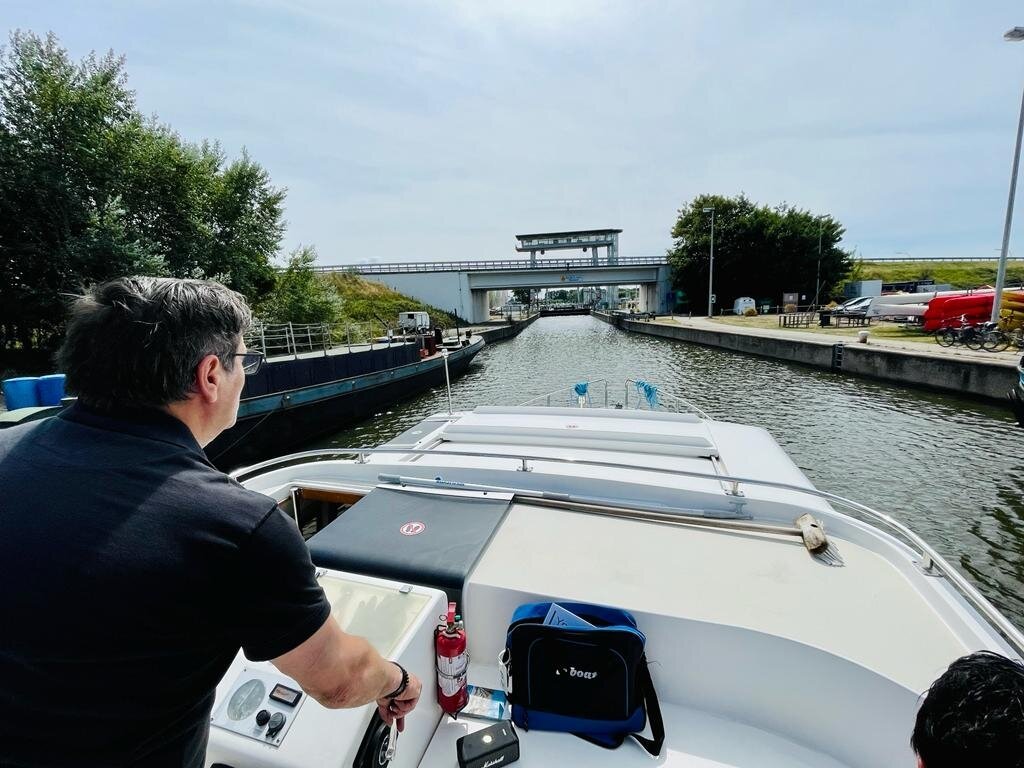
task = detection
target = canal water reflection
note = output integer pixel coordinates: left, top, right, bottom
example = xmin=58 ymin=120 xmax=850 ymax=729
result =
xmin=316 ymin=316 xmax=1024 ymax=628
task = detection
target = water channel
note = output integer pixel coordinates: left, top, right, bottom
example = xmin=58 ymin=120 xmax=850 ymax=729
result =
xmin=315 ymin=315 xmax=1024 ymax=628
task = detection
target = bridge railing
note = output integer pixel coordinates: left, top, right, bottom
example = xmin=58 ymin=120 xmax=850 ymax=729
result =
xmin=309 ymin=255 xmax=668 ymax=274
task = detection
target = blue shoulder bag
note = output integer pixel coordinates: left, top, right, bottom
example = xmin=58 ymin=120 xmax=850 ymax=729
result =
xmin=501 ymin=601 xmax=665 ymax=756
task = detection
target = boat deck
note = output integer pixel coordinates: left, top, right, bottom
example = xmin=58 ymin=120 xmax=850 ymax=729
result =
xmin=232 ymin=402 xmax=1023 ymax=768
xmin=466 ymin=502 xmax=970 ymax=693
xmin=421 ymin=703 xmax=850 ymax=767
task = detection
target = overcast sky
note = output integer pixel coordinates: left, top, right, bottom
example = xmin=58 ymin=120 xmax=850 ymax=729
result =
xmin=4 ymin=1 xmax=1023 ymax=265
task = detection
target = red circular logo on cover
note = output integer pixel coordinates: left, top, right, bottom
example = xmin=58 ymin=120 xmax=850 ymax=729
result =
xmin=400 ymin=521 xmax=426 ymax=536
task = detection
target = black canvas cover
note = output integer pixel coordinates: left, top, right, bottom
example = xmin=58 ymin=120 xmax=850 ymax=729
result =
xmin=307 ymin=488 xmax=511 ymax=609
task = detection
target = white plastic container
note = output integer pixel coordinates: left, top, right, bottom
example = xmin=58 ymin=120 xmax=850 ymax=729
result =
xmin=732 ymin=297 xmax=756 ymax=315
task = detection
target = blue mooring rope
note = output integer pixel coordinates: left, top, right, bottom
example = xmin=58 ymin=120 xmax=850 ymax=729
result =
xmin=634 ymin=379 xmax=659 ymax=409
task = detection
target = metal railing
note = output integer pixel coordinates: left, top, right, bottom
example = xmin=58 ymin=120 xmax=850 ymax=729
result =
xmin=245 ymin=321 xmax=461 ymax=359
xmin=518 ymin=378 xmax=710 ymax=420
xmin=519 ymin=379 xmax=612 ymax=408
xmin=621 ymin=377 xmax=711 ymax=418
xmin=307 ymin=255 xmax=668 ymax=275
xmin=230 ymin=445 xmax=1024 ymax=656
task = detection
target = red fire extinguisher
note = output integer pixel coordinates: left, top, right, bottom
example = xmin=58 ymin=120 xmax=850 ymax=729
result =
xmin=435 ymin=601 xmax=468 ymax=715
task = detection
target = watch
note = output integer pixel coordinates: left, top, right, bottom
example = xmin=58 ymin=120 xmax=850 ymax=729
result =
xmin=385 ymin=661 xmax=409 ymax=699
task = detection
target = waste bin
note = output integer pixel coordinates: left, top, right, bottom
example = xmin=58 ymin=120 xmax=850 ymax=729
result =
xmin=819 ymin=311 xmax=832 ymax=327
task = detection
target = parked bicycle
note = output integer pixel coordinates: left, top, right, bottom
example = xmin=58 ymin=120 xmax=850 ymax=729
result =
xmin=934 ymin=316 xmax=1007 ymax=351
xmin=976 ymin=324 xmax=1024 ymax=352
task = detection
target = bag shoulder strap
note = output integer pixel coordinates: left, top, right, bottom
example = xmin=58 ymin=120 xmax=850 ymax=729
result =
xmin=573 ymin=658 xmax=665 ymax=757
xmin=630 ymin=660 xmax=665 ymax=756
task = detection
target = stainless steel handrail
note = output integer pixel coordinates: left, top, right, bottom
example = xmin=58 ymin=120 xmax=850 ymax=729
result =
xmin=518 ymin=379 xmax=611 ymax=408
xmin=623 ymin=377 xmax=710 ymax=419
xmin=230 ymin=444 xmax=1024 ymax=653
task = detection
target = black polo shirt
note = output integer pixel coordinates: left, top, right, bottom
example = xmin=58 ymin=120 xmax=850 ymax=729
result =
xmin=0 ymin=403 xmax=331 ymax=767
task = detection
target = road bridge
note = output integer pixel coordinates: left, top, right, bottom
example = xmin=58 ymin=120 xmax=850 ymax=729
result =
xmin=314 ymin=254 xmax=672 ymax=323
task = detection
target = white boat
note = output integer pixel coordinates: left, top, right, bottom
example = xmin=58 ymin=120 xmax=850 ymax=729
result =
xmin=865 ymin=300 xmax=929 ymax=318
xmin=865 ymin=293 xmax=939 ymax=318
xmin=205 ymin=378 xmax=1024 ymax=768
xmin=864 ymin=288 xmax=1014 ymax=318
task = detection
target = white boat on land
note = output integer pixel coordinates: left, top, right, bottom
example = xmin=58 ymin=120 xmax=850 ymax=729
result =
xmin=865 ymin=293 xmax=937 ymax=318
xmin=207 ymin=379 xmax=1024 ymax=768
xmin=864 ymin=288 xmax=1009 ymax=318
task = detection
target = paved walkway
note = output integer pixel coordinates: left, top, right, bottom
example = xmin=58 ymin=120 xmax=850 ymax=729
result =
xmin=650 ymin=316 xmax=1022 ymax=366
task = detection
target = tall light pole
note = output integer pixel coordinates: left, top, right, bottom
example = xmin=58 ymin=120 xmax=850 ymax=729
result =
xmin=992 ymin=26 xmax=1024 ymax=323
xmin=813 ymin=218 xmax=823 ymax=308
xmin=703 ymin=207 xmax=715 ymax=317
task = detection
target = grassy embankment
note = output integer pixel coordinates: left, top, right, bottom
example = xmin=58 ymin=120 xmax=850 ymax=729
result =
xmin=324 ymin=273 xmax=459 ymax=329
xmin=714 ymin=260 xmax=1024 ymax=342
xmin=854 ymin=260 xmax=1024 ymax=288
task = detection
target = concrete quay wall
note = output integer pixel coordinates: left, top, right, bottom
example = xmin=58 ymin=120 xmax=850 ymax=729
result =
xmin=839 ymin=345 xmax=1017 ymax=402
xmin=474 ymin=313 xmax=539 ymax=344
xmin=614 ymin=314 xmax=835 ymax=369
xmin=593 ymin=311 xmax=1017 ymax=403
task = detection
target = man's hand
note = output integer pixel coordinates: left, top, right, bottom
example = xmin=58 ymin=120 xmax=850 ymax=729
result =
xmin=273 ymin=616 xmax=424 ymax=726
xmin=376 ymin=670 xmax=422 ymax=732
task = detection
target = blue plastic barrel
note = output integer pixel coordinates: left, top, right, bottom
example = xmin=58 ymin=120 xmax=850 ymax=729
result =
xmin=2 ymin=377 xmax=41 ymax=410
xmin=36 ymin=374 xmax=67 ymax=406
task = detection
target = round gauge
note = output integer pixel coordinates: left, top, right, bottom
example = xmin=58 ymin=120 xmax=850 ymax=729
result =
xmin=227 ymin=679 xmax=266 ymax=721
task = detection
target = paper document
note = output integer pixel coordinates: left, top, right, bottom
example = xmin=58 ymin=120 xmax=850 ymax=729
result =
xmin=543 ymin=603 xmax=593 ymax=629
xmin=462 ymin=685 xmax=509 ymax=721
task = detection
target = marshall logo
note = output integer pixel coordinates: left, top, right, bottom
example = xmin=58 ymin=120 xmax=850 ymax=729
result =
xmin=481 ymin=758 xmax=506 ymax=768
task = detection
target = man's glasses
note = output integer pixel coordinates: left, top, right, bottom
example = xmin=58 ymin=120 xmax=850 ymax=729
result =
xmin=233 ymin=352 xmax=265 ymax=375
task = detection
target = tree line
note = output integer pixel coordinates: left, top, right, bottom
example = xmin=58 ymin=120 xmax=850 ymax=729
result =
xmin=667 ymin=194 xmax=853 ymax=313
xmin=0 ymin=31 xmax=295 ymax=367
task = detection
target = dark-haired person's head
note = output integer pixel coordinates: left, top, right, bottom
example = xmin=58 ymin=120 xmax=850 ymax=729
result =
xmin=58 ymin=277 xmax=253 ymax=446
xmin=912 ymin=651 xmax=1024 ymax=768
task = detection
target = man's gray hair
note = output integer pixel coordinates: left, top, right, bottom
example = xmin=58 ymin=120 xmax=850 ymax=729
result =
xmin=58 ymin=277 xmax=253 ymax=411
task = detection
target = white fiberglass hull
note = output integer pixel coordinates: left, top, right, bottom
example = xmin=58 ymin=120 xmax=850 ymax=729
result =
xmin=219 ymin=399 xmax=1023 ymax=768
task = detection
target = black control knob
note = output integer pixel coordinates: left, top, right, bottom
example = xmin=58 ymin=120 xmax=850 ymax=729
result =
xmin=266 ymin=712 xmax=286 ymax=738
xmin=255 ymin=709 xmax=270 ymax=727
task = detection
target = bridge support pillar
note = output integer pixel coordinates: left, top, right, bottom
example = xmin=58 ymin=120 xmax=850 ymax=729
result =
xmin=470 ymin=289 xmax=490 ymax=324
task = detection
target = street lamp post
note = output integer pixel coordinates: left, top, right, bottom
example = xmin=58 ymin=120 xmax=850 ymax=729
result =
xmin=813 ymin=219 xmax=823 ymax=308
xmin=703 ymin=207 xmax=715 ymax=317
xmin=992 ymin=26 xmax=1024 ymax=323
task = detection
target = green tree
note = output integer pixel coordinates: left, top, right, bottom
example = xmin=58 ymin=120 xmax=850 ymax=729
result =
xmin=258 ymin=246 xmax=342 ymax=325
xmin=0 ymin=31 xmax=285 ymax=354
xmin=511 ymin=288 xmax=532 ymax=304
xmin=667 ymin=194 xmax=852 ymax=312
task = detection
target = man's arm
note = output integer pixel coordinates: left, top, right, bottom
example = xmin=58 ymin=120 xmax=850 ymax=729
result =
xmin=272 ymin=614 xmax=423 ymax=730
